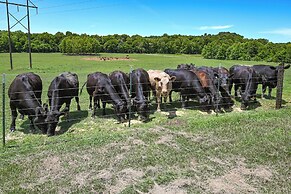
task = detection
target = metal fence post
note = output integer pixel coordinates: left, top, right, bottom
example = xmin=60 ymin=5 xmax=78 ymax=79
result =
xmin=2 ymin=74 xmax=6 ymax=147
xmin=128 ymin=66 xmax=133 ymax=127
xmin=276 ymin=63 xmax=284 ymax=109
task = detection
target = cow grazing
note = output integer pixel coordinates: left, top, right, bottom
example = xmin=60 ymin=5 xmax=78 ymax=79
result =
xmin=46 ymin=72 xmax=81 ymax=136
xmin=213 ymin=66 xmax=234 ymax=109
xmin=130 ymin=68 xmax=151 ymax=121
xmin=8 ymin=72 xmax=48 ymax=133
xmin=164 ymin=69 xmax=209 ymax=109
xmin=147 ymin=70 xmax=176 ymax=111
xmin=190 ymin=68 xmax=221 ymax=112
xmin=109 ymin=70 xmax=130 ymax=110
xmin=252 ymin=64 xmax=290 ymax=98
xmin=90 ymin=72 xmax=127 ymax=122
xmin=80 ymin=72 xmax=98 ymax=110
xmin=177 ymin=63 xmax=196 ymax=70
xmin=229 ymin=65 xmax=259 ymax=110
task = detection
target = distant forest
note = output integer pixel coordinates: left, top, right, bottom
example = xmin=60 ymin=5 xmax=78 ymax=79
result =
xmin=0 ymin=30 xmax=290 ymax=63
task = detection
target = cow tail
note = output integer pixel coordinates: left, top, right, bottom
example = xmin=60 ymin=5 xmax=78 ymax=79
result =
xmin=80 ymin=81 xmax=87 ymax=95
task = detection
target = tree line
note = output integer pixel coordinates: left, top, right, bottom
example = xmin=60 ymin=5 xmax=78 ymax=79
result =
xmin=0 ymin=30 xmax=290 ymax=62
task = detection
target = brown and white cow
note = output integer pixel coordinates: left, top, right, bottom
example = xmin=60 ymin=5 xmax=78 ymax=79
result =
xmin=147 ymin=70 xmax=176 ymax=111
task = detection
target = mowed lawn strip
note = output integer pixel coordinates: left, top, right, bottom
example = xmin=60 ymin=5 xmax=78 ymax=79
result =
xmin=0 ymin=53 xmax=290 ymax=193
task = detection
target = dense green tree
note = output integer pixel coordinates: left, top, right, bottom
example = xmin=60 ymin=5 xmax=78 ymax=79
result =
xmin=0 ymin=30 xmax=290 ymax=63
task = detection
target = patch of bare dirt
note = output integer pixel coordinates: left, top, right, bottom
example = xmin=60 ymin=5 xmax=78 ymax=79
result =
xmin=41 ymin=156 xmax=63 ymax=177
xmin=105 ymin=168 xmax=145 ymax=193
xmin=82 ymin=56 xmax=136 ymax=61
xmin=166 ymin=119 xmax=186 ymax=127
xmin=148 ymin=179 xmax=192 ymax=194
xmin=155 ymin=134 xmax=179 ymax=149
xmin=207 ymin=158 xmax=274 ymax=194
xmin=72 ymin=172 xmax=91 ymax=188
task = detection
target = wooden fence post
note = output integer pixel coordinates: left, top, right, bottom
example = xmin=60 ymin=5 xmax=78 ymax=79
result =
xmin=276 ymin=63 xmax=284 ymax=109
xmin=2 ymin=74 xmax=6 ymax=147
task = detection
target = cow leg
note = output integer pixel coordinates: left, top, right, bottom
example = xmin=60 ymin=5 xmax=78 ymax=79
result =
xmin=75 ymin=96 xmax=81 ymax=111
xmin=92 ymin=96 xmax=97 ymax=117
xmin=102 ymin=101 xmax=106 ymax=115
xmin=181 ymin=95 xmax=187 ymax=109
xmin=153 ymin=90 xmax=157 ymax=102
xmin=9 ymin=103 xmax=18 ymax=132
xmin=169 ymin=91 xmax=173 ymax=102
xmin=64 ymin=101 xmax=71 ymax=120
xmin=262 ymin=85 xmax=267 ymax=98
xmin=89 ymin=96 xmax=93 ymax=110
xmin=156 ymin=94 xmax=161 ymax=112
xmin=268 ymin=87 xmax=272 ymax=98
xmin=228 ymin=80 xmax=233 ymax=96
xmin=234 ymin=84 xmax=240 ymax=97
xmin=28 ymin=115 xmax=36 ymax=132
xmin=19 ymin=114 xmax=24 ymax=120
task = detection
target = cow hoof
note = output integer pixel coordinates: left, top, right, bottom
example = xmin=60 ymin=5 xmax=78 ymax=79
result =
xmin=77 ymin=106 xmax=81 ymax=111
xmin=10 ymin=127 xmax=15 ymax=132
xmin=240 ymin=105 xmax=247 ymax=110
xmin=157 ymin=109 xmax=161 ymax=112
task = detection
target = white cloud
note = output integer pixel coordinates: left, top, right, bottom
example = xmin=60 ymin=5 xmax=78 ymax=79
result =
xmin=198 ymin=25 xmax=233 ymax=30
xmin=260 ymin=28 xmax=291 ymax=36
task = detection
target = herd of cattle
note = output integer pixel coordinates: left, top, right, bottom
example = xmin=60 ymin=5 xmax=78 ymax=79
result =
xmin=8 ymin=63 xmax=290 ymax=136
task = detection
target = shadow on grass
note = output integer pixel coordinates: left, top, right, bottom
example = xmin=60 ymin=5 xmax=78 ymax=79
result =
xmin=234 ymin=97 xmax=262 ymax=110
xmin=18 ymin=110 xmax=89 ymax=135
xmin=57 ymin=110 xmax=88 ymax=135
xmin=19 ymin=119 xmax=41 ymax=134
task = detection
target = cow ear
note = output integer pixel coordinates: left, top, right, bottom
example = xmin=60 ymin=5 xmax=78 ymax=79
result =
xmin=43 ymin=103 xmax=49 ymax=113
xmin=97 ymin=86 xmax=104 ymax=93
xmin=284 ymin=64 xmax=291 ymax=69
xmin=154 ymin=77 xmax=161 ymax=82
xmin=170 ymin=76 xmax=176 ymax=81
xmin=55 ymin=111 xmax=65 ymax=118
xmin=35 ymin=107 xmax=42 ymax=117
xmin=228 ymin=73 xmax=234 ymax=78
xmin=22 ymin=76 xmax=28 ymax=82
xmin=213 ymin=73 xmax=219 ymax=78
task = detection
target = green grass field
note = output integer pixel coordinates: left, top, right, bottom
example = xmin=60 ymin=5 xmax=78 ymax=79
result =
xmin=0 ymin=53 xmax=290 ymax=193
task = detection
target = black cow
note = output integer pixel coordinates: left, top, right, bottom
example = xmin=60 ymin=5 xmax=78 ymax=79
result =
xmin=8 ymin=72 xmax=48 ymax=133
xmin=191 ymin=68 xmax=222 ymax=112
xmin=213 ymin=66 xmax=234 ymax=109
xmin=130 ymin=68 xmax=151 ymax=121
xmin=90 ymin=72 xmax=127 ymax=122
xmin=229 ymin=65 xmax=259 ymax=109
xmin=80 ymin=72 xmax=98 ymax=110
xmin=46 ymin=72 xmax=81 ymax=136
xmin=164 ymin=69 xmax=209 ymax=109
xmin=252 ymin=64 xmax=290 ymax=98
xmin=109 ymin=70 xmax=130 ymax=110
xmin=177 ymin=63 xmax=196 ymax=70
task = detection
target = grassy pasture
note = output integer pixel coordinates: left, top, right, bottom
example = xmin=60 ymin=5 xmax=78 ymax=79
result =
xmin=0 ymin=53 xmax=290 ymax=193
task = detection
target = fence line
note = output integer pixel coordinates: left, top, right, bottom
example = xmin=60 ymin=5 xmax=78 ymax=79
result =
xmin=1 ymin=63 xmax=287 ymax=148
xmin=4 ymin=77 xmax=277 ymax=96
xmin=2 ymin=74 xmax=6 ymax=147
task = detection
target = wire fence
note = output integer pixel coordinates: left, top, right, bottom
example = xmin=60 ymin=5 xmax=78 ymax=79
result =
xmin=0 ymin=64 xmax=287 ymax=147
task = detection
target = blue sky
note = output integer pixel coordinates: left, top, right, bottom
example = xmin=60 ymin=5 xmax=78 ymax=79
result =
xmin=1 ymin=0 xmax=291 ymax=43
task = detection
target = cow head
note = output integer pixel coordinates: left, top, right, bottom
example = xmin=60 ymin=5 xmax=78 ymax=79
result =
xmin=133 ymin=98 xmax=148 ymax=121
xmin=154 ymin=76 xmax=176 ymax=97
xmin=177 ymin=63 xmax=196 ymax=70
xmin=114 ymin=101 xmax=128 ymax=123
xmin=45 ymin=109 xmax=66 ymax=136
xmin=198 ymin=95 xmax=210 ymax=105
xmin=34 ymin=104 xmax=49 ymax=134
